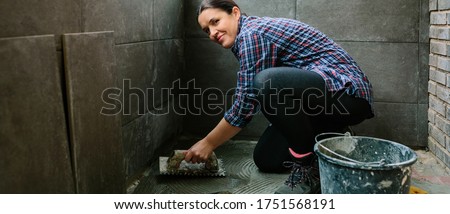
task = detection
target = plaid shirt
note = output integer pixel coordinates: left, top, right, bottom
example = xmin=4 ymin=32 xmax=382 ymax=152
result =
xmin=224 ymin=16 xmax=374 ymax=128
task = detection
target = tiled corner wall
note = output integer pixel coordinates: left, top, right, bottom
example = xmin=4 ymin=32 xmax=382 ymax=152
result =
xmin=0 ymin=0 xmax=184 ymax=193
xmin=183 ymin=0 xmax=430 ymax=148
xmin=428 ymin=0 xmax=450 ymax=168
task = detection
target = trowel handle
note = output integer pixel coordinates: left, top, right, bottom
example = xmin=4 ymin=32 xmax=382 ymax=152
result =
xmin=167 ymin=150 xmax=187 ymax=169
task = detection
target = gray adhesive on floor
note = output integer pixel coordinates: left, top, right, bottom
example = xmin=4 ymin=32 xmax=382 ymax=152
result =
xmin=133 ymin=140 xmax=450 ymax=194
xmin=133 ymin=141 xmax=288 ymax=194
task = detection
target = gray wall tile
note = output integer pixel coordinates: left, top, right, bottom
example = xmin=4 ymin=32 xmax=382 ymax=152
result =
xmin=184 ymin=0 xmax=204 ymax=38
xmin=418 ymin=104 xmax=429 ymax=145
xmin=420 ymin=43 xmax=431 ymax=104
xmin=81 ymin=0 xmax=120 ymax=36
xmin=297 ymin=0 xmax=420 ymax=42
xmin=184 ymin=113 xmax=223 ymax=137
xmin=63 ymin=31 xmax=125 ymax=193
xmin=182 ymin=93 xmax=232 ymax=137
xmin=339 ymin=42 xmax=419 ymax=103
xmin=152 ymin=40 xmax=184 ymax=110
xmin=122 ymin=99 xmax=182 ymax=182
xmin=116 ymin=42 xmax=155 ymax=125
xmin=235 ymin=0 xmax=296 ymax=18
xmin=0 ymin=0 xmax=81 ymax=49
xmin=154 ymin=0 xmax=184 ymax=39
xmin=122 ymin=113 xmax=152 ymax=181
xmin=116 ymin=39 xmax=183 ymax=125
xmin=184 ymin=38 xmax=239 ymax=91
xmin=149 ymin=101 xmax=183 ymax=155
xmin=0 ymin=35 xmax=74 ymax=193
xmin=421 ymin=0 xmax=431 ymax=43
xmin=184 ymin=112 xmax=269 ymax=140
xmin=82 ymin=0 xmax=153 ymax=44
xmin=353 ymin=102 xmax=422 ymax=147
xmin=182 ymin=90 xmax=268 ymax=140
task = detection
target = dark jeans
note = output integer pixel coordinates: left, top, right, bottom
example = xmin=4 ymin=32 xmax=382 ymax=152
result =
xmin=252 ymin=67 xmax=373 ymax=172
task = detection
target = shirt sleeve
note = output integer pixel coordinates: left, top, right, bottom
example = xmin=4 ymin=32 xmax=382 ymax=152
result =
xmin=224 ymin=32 xmax=278 ymax=128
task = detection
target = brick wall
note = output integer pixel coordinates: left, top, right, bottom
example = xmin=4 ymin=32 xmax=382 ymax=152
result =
xmin=429 ymin=0 xmax=450 ymax=169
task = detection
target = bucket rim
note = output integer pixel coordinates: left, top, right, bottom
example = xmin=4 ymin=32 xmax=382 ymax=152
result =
xmin=313 ymin=135 xmax=418 ymax=170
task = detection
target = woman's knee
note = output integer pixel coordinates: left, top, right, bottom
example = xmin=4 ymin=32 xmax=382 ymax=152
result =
xmin=252 ymin=127 xmax=291 ymax=173
xmin=254 ymin=68 xmax=275 ymax=90
xmin=253 ymin=152 xmax=286 ymax=173
xmin=254 ymin=67 xmax=295 ymax=87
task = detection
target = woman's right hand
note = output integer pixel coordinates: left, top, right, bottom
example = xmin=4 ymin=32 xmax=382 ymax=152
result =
xmin=184 ymin=138 xmax=215 ymax=163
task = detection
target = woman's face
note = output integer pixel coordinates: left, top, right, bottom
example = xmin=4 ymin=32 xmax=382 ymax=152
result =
xmin=198 ymin=7 xmax=241 ymax=49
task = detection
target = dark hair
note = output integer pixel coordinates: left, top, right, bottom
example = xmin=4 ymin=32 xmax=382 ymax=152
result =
xmin=197 ymin=0 xmax=241 ymax=16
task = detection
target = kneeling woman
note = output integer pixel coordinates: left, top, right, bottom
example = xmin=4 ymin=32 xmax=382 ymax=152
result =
xmin=184 ymin=0 xmax=374 ymax=193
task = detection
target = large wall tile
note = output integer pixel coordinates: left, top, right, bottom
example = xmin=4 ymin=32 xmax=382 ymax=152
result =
xmin=182 ymin=92 xmax=268 ymax=139
xmin=116 ymin=40 xmax=183 ymax=125
xmin=153 ymin=40 xmax=184 ymax=110
xmin=419 ymin=43 xmax=430 ymax=104
xmin=122 ymin=99 xmax=182 ymax=181
xmin=339 ymin=42 xmax=419 ymax=103
xmin=420 ymin=0 xmax=430 ymax=43
xmin=63 ymin=31 xmax=124 ymax=193
xmin=184 ymin=113 xmax=223 ymax=137
xmin=235 ymin=0 xmax=296 ymax=18
xmin=122 ymin=112 xmax=152 ymax=181
xmin=182 ymin=93 xmax=233 ymax=137
xmin=353 ymin=102 xmax=423 ymax=147
xmin=149 ymin=100 xmax=183 ymax=155
xmin=297 ymin=0 xmax=419 ymax=42
xmin=0 ymin=0 xmax=81 ymax=49
xmin=154 ymin=0 xmax=184 ymax=39
xmin=418 ymin=104 xmax=428 ymax=145
xmin=0 ymin=35 xmax=74 ymax=193
xmin=184 ymin=0 xmax=204 ymax=38
xmin=184 ymin=38 xmax=239 ymax=91
xmin=82 ymin=0 xmax=153 ymax=44
xmin=116 ymin=42 xmax=155 ymax=125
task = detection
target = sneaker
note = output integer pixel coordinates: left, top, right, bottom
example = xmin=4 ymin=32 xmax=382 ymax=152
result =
xmin=275 ymin=152 xmax=321 ymax=194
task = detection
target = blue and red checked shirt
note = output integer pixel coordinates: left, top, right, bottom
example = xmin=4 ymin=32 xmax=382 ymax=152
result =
xmin=224 ymin=15 xmax=374 ymax=128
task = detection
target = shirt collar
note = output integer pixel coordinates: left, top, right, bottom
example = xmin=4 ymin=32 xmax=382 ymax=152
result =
xmin=231 ymin=15 xmax=246 ymax=53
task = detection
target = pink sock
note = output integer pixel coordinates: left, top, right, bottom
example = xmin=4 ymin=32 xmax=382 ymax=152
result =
xmin=289 ymin=148 xmax=312 ymax=159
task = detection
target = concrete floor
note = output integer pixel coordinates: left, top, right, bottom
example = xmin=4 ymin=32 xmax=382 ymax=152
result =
xmin=132 ymin=139 xmax=450 ymax=194
xmin=410 ymin=150 xmax=450 ymax=193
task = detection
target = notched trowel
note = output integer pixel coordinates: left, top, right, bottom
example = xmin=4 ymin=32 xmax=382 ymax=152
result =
xmin=159 ymin=150 xmax=226 ymax=176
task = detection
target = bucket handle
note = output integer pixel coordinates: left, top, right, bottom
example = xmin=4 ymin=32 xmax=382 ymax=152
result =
xmin=314 ymin=132 xmax=351 ymax=143
xmin=315 ymin=132 xmax=387 ymax=167
xmin=318 ymin=144 xmax=387 ymax=166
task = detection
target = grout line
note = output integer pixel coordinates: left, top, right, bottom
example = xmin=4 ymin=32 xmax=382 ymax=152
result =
xmin=80 ymin=0 xmax=84 ymax=32
xmin=115 ymin=38 xmax=183 ymax=46
xmin=295 ymin=0 xmax=297 ymax=20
